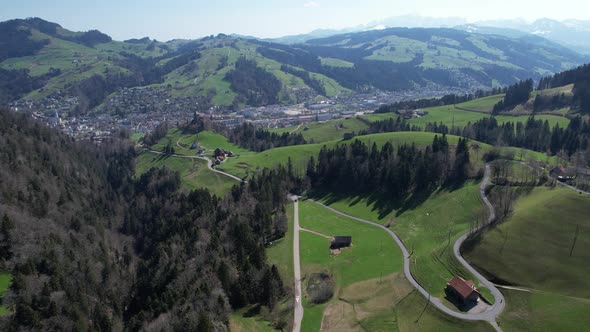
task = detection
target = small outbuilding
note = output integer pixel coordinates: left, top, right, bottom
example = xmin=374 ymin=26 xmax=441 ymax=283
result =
xmin=330 ymin=236 xmax=352 ymax=250
xmin=445 ymin=275 xmax=480 ymax=306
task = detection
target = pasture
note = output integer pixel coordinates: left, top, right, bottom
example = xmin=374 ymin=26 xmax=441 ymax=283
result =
xmin=297 ymin=200 xmax=493 ymax=331
xmin=464 ymin=186 xmax=590 ymax=297
xmin=135 ymin=152 xmax=237 ymax=196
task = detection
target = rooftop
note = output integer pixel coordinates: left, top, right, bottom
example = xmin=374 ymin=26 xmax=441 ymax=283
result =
xmin=446 ymin=275 xmax=479 ymax=299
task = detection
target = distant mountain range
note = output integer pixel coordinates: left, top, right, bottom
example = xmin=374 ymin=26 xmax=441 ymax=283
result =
xmin=0 ymin=17 xmax=588 ymax=113
xmin=271 ymin=15 xmax=590 ymax=55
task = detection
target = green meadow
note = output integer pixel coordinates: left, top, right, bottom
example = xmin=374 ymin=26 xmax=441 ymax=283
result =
xmin=297 ymin=200 xmax=493 ymax=331
xmin=464 ymin=185 xmax=590 ymax=331
xmin=0 ymin=272 xmax=11 ymax=315
xmin=361 ymin=106 xmax=570 ymax=130
xmin=269 ymin=117 xmax=370 ymax=143
xmin=465 ymin=187 xmax=590 ymax=297
xmin=135 ymin=152 xmax=237 ymax=197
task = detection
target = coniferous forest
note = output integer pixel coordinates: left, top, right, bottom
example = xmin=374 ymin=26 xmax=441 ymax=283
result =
xmin=0 ymin=109 xmax=291 ymax=331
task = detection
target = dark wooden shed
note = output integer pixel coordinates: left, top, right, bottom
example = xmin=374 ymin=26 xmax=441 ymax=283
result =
xmin=330 ymin=236 xmax=352 ymax=249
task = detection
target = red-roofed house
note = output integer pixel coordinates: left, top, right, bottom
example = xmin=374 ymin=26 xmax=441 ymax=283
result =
xmin=445 ymin=275 xmax=480 ymax=306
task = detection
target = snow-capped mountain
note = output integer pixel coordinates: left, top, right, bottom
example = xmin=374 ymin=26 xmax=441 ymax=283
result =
xmin=473 ymin=18 xmax=590 ymax=54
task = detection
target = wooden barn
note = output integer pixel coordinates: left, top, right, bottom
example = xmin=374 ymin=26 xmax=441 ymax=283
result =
xmin=445 ymin=275 xmax=480 ymax=306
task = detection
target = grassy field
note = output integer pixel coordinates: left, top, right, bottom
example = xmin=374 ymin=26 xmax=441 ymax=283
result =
xmin=361 ymin=106 xmax=570 ymax=130
xmin=151 ymin=129 xmax=251 ymax=158
xmin=230 ymin=306 xmax=280 ymax=332
xmin=298 ymin=199 xmax=403 ymax=331
xmin=463 ymin=186 xmax=590 ymax=331
xmin=465 ymin=186 xmax=590 ymax=297
xmin=297 ymin=200 xmax=493 ymax=331
xmin=0 ymin=272 xmax=11 ymax=316
xmin=497 ymin=289 xmax=590 ymax=331
xmin=269 ymin=117 xmax=370 ymax=143
xmin=299 ymin=200 xmax=403 ymax=288
xmin=135 ymin=152 xmax=237 ymax=196
xmin=311 ymin=181 xmax=498 ymax=304
xmin=320 ymin=57 xmax=355 ymax=68
xmin=196 ymin=131 xmax=251 ymax=154
xmin=456 ymin=95 xmax=504 ymax=112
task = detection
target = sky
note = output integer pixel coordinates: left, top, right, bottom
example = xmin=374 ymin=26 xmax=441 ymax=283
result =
xmin=2 ymin=0 xmax=590 ymax=41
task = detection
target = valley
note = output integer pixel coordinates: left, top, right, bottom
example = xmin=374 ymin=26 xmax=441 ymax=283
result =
xmin=2 ymin=7 xmax=590 ymax=332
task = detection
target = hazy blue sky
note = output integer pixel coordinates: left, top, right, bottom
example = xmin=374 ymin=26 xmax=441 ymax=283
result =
xmin=2 ymin=0 xmax=590 ymax=40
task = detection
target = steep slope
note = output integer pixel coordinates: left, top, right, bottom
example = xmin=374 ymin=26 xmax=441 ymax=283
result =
xmin=0 ymin=109 xmax=293 ymax=330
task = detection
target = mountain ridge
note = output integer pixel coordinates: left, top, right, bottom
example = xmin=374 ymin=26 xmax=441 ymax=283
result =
xmin=1 ymin=17 xmax=588 ymax=114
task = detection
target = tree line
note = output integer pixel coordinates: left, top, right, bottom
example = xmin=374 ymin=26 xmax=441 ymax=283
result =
xmin=226 ymin=122 xmax=306 ymax=152
xmin=537 ymin=64 xmax=590 ymax=114
xmin=305 ymin=135 xmax=471 ymax=204
xmin=492 ymin=79 xmax=533 ymax=114
xmin=374 ymin=89 xmax=502 ymax=114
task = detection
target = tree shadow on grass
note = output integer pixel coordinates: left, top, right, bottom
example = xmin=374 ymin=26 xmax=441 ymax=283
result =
xmin=309 ymin=189 xmax=437 ymax=221
xmin=309 ymin=180 xmax=474 ymax=221
xmin=243 ymin=304 xmax=262 ymax=318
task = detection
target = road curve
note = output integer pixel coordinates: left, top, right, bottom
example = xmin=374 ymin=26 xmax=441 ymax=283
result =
xmin=307 ymin=163 xmax=504 ymax=331
xmin=291 ymin=198 xmax=304 ymax=332
xmin=145 ymin=149 xmax=244 ymax=182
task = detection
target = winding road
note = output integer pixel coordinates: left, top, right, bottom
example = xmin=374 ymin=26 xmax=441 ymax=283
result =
xmin=145 ymin=148 xmax=244 ymax=182
xmin=150 ymin=142 xmax=508 ymax=330
xmin=296 ymin=163 xmax=505 ymax=331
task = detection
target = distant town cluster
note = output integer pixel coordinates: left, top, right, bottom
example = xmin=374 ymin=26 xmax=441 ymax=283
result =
xmin=9 ymin=82 xmax=473 ymax=141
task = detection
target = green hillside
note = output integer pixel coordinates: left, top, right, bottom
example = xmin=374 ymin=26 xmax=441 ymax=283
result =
xmin=363 ymin=105 xmax=570 ymax=130
xmin=269 ymin=117 xmax=370 ymax=143
xmin=465 ymin=187 xmax=590 ymax=296
xmin=2 ymin=18 xmax=587 ymax=111
xmin=0 ymin=18 xmax=349 ymax=109
xmin=217 ymin=131 xmax=553 ymax=179
xmin=297 ymin=200 xmax=493 ymax=331
xmin=464 ymin=185 xmax=590 ymax=331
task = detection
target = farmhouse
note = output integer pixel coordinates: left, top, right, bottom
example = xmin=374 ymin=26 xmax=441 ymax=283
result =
xmin=330 ymin=236 xmax=352 ymax=250
xmin=445 ymin=276 xmax=480 ymax=306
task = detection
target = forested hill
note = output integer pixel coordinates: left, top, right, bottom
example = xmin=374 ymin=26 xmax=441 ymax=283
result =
xmin=257 ymin=27 xmax=587 ymax=91
xmin=0 ymin=109 xmax=292 ymax=330
xmin=1 ymin=18 xmax=588 ymax=112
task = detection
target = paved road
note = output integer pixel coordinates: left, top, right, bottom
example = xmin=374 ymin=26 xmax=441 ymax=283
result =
xmin=307 ymin=164 xmax=504 ymax=331
xmin=552 ymin=176 xmax=590 ymax=195
xmin=145 ymin=149 xmax=244 ymax=182
xmin=517 ymin=161 xmax=590 ymax=195
xmin=291 ymin=197 xmax=304 ymax=332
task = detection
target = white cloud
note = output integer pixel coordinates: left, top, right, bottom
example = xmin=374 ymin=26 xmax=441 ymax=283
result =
xmin=304 ymin=1 xmax=320 ymax=8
